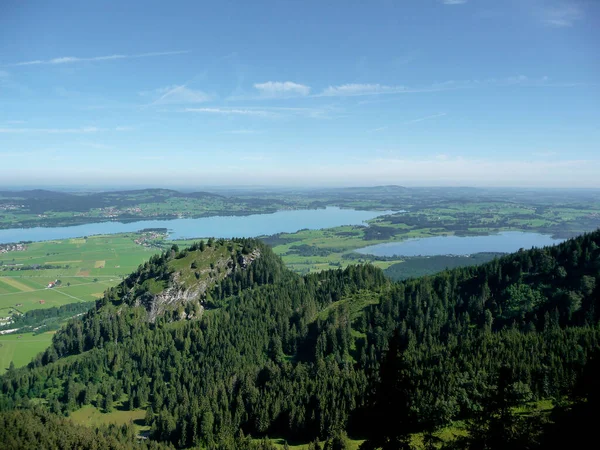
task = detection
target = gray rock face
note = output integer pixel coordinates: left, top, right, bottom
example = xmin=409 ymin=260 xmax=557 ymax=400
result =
xmin=132 ymin=248 xmax=261 ymax=322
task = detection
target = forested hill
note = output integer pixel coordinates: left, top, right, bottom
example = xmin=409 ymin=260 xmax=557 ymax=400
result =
xmin=1 ymin=232 xmax=600 ymax=449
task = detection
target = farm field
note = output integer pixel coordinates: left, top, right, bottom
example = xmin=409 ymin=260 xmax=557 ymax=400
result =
xmin=0 ymin=232 xmax=168 ymax=372
xmin=0 ymin=233 xmax=165 ymax=315
xmin=0 ymin=331 xmax=54 ymax=373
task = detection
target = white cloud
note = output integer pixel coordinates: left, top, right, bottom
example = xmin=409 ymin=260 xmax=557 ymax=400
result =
xmin=184 ymin=107 xmax=272 ymax=117
xmin=253 ymin=81 xmax=311 ymax=98
xmin=5 ymin=50 xmax=189 ymax=67
xmin=539 ymin=3 xmax=583 ymax=27
xmin=149 ymin=85 xmax=212 ymax=105
xmin=442 ymin=0 xmax=468 ymax=5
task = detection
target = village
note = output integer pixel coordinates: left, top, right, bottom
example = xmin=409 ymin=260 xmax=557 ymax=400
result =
xmin=0 ymin=203 xmax=24 ymax=211
xmin=46 ymin=279 xmax=62 ymax=289
xmin=0 ymin=242 xmax=27 ymax=254
xmin=73 ymin=205 xmax=192 ymax=219
xmin=74 ymin=206 xmax=144 ymax=218
xmin=133 ymin=230 xmax=168 ymax=248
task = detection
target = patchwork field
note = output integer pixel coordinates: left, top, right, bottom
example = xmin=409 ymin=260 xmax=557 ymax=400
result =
xmin=0 ymin=232 xmax=168 ymax=372
xmin=0 ymin=233 xmax=165 ymax=314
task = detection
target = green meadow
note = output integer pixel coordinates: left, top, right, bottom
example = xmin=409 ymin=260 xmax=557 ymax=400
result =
xmin=69 ymin=403 xmax=149 ymax=434
xmin=0 ymin=331 xmax=55 ymax=372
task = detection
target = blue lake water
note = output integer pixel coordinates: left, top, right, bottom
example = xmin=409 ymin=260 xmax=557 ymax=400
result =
xmin=0 ymin=207 xmax=392 ymax=244
xmin=356 ymin=231 xmax=565 ymax=257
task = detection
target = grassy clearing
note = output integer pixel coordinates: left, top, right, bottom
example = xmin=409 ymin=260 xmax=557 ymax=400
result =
xmin=259 ymin=399 xmax=555 ymax=449
xmin=69 ymin=403 xmax=148 ymax=433
xmin=257 ymin=437 xmax=364 ymax=449
xmin=318 ymin=290 xmax=381 ymax=321
xmin=0 ymin=331 xmax=54 ymax=373
xmin=169 ymin=242 xmax=239 ymax=287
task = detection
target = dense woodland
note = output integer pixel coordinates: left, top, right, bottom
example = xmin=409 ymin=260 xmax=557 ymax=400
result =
xmin=0 ymin=301 xmax=94 ymax=334
xmin=1 ymin=231 xmax=599 ymax=449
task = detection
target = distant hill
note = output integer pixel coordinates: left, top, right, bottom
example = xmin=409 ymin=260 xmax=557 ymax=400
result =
xmin=0 ymin=188 xmax=225 ymax=209
xmin=0 ymin=189 xmax=76 ymax=199
xmin=1 ymin=231 xmax=599 ymax=448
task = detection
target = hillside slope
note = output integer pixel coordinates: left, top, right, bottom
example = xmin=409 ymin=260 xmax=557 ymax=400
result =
xmin=1 ymin=231 xmax=599 ymax=449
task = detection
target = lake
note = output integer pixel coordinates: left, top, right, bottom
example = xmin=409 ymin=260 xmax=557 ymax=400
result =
xmin=356 ymin=231 xmax=565 ymax=257
xmin=0 ymin=207 xmax=392 ymax=244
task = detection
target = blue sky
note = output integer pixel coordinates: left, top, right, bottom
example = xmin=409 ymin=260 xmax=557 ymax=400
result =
xmin=1 ymin=0 xmax=599 ymax=188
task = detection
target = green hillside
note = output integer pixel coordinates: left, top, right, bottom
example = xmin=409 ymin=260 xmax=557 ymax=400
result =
xmin=1 ymin=232 xmax=599 ymax=449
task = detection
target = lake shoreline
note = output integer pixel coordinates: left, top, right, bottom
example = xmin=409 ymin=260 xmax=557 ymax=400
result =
xmin=356 ymin=231 xmax=565 ymax=257
xmin=0 ymin=207 xmax=394 ymax=245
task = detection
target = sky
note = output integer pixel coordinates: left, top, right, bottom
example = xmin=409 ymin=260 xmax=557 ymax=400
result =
xmin=1 ymin=0 xmax=599 ymax=188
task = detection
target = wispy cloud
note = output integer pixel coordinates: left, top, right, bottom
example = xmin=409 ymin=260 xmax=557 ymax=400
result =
xmin=442 ymin=0 xmax=467 ymax=5
xmin=403 ymin=112 xmax=447 ymax=125
xmin=0 ymin=126 xmax=100 ymax=134
xmin=184 ymin=105 xmax=338 ymax=119
xmin=366 ymin=114 xmax=446 ymax=132
xmin=223 ymin=129 xmax=261 ymax=135
xmin=321 ymin=76 xmax=588 ymax=98
xmin=368 ymin=126 xmax=388 ymax=133
xmin=319 ymin=83 xmax=409 ymax=97
xmin=79 ymin=141 xmax=114 ymax=150
xmin=540 ymin=3 xmax=584 ymax=27
xmin=0 ymin=126 xmax=130 ymax=134
xmin=145 ymin=85 xmax=212 ymax=105
xmin=240 ymin=154 xmax=271 ymax=161
xmin=326 ymin=155 xmax=600 ymax=187
xmin=4 ymin=50 xmax=189 ymax=67
xmin=0 ymin=69 xmax=33 ymax=94
xmin=533 ymin=150 xmax=558 ymax=157
xmin=184 ymin=107 xmax=273 ymax=117
xmin=254 ymin=81 xmax=311 ymax=98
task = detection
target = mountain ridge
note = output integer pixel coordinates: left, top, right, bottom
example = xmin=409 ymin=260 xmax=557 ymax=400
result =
xmin=1 ymin=231 xmax=599 ymax=448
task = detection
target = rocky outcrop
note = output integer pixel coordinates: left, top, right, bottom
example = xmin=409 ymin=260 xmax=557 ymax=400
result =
xmin=133 ymin=248 xmax=261 ymax=322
